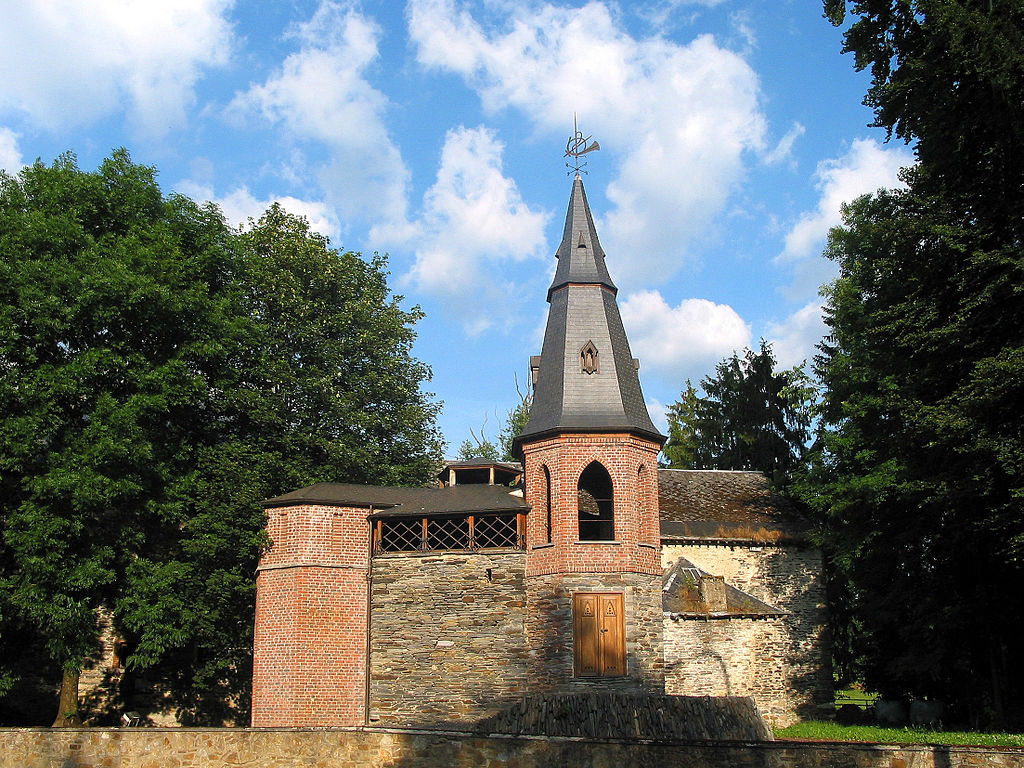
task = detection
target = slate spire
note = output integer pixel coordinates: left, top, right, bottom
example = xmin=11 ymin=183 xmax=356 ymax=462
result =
xmin=516 ymin=174 xmax=664 ymax=448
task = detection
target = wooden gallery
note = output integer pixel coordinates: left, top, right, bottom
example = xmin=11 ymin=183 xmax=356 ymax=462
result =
xmin=251 ymin=174 xmax=832 ymax=728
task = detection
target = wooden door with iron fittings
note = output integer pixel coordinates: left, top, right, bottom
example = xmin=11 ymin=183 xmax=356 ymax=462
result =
xmin=573 ymin=592 xmax=625 ymax=677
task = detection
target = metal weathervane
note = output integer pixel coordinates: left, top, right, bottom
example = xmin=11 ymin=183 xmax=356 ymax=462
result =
xmin=564 ymin=114 xmax=600 ymax=175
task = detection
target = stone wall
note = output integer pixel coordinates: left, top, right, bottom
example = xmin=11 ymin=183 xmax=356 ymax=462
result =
xmin=525 ymin=572 xmax=664 ymax=693
xmin=3 ymin=728 xmax=1022 ymax=768
xmin=661 ymin=542 xmax=832 ymax=725
xmin=369 ymin=550 xmax=529 ymax=725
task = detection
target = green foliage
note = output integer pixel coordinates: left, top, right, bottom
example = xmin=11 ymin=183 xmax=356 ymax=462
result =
xmin=807 ymin=0 xmax=1024 ymax=726
xmin=662 ymin=381 xmax=700 ymax=469
xmin=775 ymin=721 xmax=1024 ymax=747
xmin=0 ymin=151 xmax=443 ymax=725
xmin=457 ymin=437 xmax=500 ymax=462
xmin=457 ymin=372 xmax=532 ymax=463
xmin=664 ymin=341 xmax=817 ymax=487
xmin=498 ymin=372 xmax=532 ymax=462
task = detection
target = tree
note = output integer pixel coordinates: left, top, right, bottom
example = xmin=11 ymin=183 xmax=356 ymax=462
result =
xmin=456 ymin=372 xmax=532 ymax=463
xmin=0 ymin=152 xmax=443 ymax=725
xmin=498 ymin=372 xmax=532 ymax=462
xmin=662 ymin=381 xmax=702 ymax=469
xmin=457 ymin=436 xmax=500 ymax=461
xmin=806 ymin=1 xmax=1024 ymax=724
xmin=664 ymin=342 xmax=817 ymax=487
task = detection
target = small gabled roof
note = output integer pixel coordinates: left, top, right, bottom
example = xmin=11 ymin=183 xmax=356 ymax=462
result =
xmin=662 ymin=558 xmax=787 ymax=619
xmin=263 ymin=482 xmax=528 ymax=517
xmin=658 ymin=469 xmax=810 ymax=542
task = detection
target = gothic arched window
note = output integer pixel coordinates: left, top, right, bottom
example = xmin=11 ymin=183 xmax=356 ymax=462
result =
xmin=580 ymin=341 xmax=599 ymax=374
xmin=577 ymin=461 xmax=614 ymax=541
xmin=543 ymin=464 xmax=553 ymax=543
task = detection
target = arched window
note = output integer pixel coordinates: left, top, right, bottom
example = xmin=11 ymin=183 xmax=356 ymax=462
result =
xmin=637 ymin=464 xmax=649 ymax=538
xmin=543 ymin=465 xmax=553 ymax=543
xmin=578 ymin=461 xmax=614 ymax=541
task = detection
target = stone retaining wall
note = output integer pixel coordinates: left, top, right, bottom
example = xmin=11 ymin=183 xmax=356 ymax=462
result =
xmin=2 ymin=727 xmax=1021 ymax=768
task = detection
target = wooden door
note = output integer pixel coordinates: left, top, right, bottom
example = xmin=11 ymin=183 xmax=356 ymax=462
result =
xmin=573 ymin=593 xmax=625 ymax=677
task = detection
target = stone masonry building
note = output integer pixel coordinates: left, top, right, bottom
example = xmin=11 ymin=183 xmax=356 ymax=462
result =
xmin=251 ymin=175 xmax=832 ymax=728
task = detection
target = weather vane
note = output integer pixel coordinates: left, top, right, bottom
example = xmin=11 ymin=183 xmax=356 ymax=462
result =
xmin=564 ymin=113 xmax=600 ymax=175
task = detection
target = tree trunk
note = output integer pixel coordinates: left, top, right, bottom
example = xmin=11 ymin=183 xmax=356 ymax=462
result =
xmin=52 ymin=667 xmax=81 ymax=727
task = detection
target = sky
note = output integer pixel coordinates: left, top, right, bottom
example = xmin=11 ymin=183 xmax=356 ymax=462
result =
xmin=0 ymin=0 xmax=915 ymax=456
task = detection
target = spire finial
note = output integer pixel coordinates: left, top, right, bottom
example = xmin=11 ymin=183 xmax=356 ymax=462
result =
xmin=564 ymin=113 xmax=600 ymax=176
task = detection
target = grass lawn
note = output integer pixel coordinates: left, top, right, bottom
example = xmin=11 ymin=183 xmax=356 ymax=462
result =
xmin=774 ymin=721 xmax=1024 ymax=747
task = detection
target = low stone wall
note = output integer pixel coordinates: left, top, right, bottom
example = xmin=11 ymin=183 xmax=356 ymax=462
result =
xmin=3 ymin=727 xmax=1022 ymax=768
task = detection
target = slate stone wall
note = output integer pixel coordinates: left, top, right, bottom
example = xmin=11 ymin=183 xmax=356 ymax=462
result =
xmin=369 ymin=550 xmax=529 ymax=725
xmin=661 ymin=542 xmax=832 ymax=726
xmin=524 ymin=572 xmax=664 ymax=693
xmin=4 ymin=728 xmax=1022 ymax=768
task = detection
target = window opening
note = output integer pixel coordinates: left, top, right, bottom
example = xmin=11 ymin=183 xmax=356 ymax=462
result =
xmin=578 ymin=461 xmax=614 ymax=541
xmin=580 ymin=341 xmax=599 ymax=374
xmin=374 ymin=512 xmax=524 ymax=555
xmin=543 ymin=465 xmax=552 ymax=543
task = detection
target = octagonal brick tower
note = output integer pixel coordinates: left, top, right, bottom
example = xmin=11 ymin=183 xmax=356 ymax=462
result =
xmin=514 ymin=174 xmax=666 ymax=692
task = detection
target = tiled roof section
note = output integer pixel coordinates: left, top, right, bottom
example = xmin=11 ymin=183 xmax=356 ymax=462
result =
xmin=658 ymin=469 xmax=810 ymax=541
xmin=516 ymin=176 xmax=662 ymax=447
xmin=548 ymin=175 xmax=616 ymax=300
xmin=442 ymin=460 xmax=523 ymax=471
xmin=264 ymin=482 xmax=529 ymax=516
xmin=661 ymin=558 xmax=787 ymax=618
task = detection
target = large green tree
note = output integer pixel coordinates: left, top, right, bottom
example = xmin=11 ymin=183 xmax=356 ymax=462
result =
xmin=0 ymin=152 xmax=443 ymax=725
xmin=806 ymin=1 xmax=1024 ymax=724
xmin=664 ymin=341 xmax=817 ymax=488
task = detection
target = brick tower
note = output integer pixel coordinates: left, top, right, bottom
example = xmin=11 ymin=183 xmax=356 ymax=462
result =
xmin=251 ymin=498 xmax=370 ymax=726
xmin=515 ymin=174 xmax=666 ymax=692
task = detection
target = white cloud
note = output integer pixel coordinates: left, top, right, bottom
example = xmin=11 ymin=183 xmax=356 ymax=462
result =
xmin=0 ymin=0 xmax=233 ymax=136
xmin=620 ymin=289 xmax=751 ymax=383
xmin=764 ymin=122 xmax=806 ymax=167
xmin=0 ymin=127 xmax=23 ymax=173
xmin=645 ymin=397 xmax=669 ymax=436
xmin=405 ymin=125 xmax=549 ymax=335
xmin=176 ymin=180 xmax=341 ymax=243
xmin=765 ymin=300 xmax=827 ymax=371
xmin=779 ymin=137 xmax=912 ymax=263
xmin=408 ymin=0 xmax=767 ymax=287
xmin=228 ymin=1 xmax=409 ymax=235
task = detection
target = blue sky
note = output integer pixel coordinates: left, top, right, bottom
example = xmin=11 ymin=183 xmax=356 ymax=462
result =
xmin=0 ymin=0 xmax=914 ymax=456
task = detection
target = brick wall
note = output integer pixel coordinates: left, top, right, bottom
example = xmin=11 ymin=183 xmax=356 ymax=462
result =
xmin=3 ymin=728 xmax=1021 ymax=768
xmin=368 ymin=551 xmax=529 ymax=725
xmin=251 ymin=504 xmax=371 ymax=727
xmin=661 ymin=543 xmax=832 ymax=725
xmin=521 ymin=433 xmax=662 ymax=577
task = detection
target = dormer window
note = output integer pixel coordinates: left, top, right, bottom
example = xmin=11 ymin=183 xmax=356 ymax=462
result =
xmin=580 ymin=341 xmax=599 ymax=374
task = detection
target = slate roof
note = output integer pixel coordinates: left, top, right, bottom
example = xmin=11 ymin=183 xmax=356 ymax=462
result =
xmin=658 ymin=469 xmax=810 ymax=542
xmin=263 ymin=482 xmax=528 ymax=517
xmin=662 ymin=558 xmax=787 ymax=618
xmin=516 ymin=175 xmax=663 ymax=448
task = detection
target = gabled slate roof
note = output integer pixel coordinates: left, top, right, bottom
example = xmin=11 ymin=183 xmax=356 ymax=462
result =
xmin=662 ymin=558 xmax=787 ymax=618
xmin=263 ymin=482 xmax=528 ymax=517
xmin=658 ymin=469 xmax=810 ymax=542
xmin=515 ymin=175 xmax=663 ymax=448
